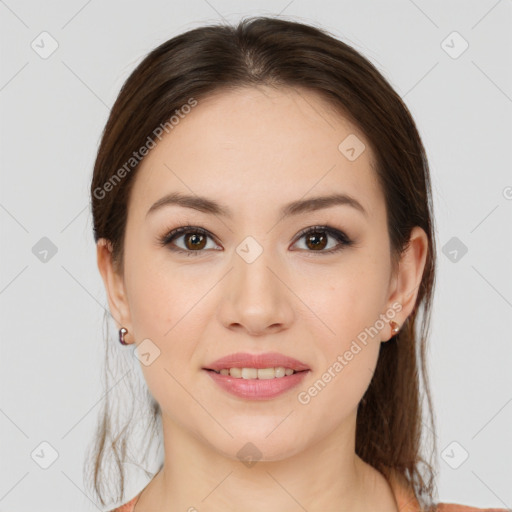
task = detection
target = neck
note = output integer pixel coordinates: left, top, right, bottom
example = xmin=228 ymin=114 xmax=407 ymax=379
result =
xmin=134 ymin=410 xmax=398 ymax=512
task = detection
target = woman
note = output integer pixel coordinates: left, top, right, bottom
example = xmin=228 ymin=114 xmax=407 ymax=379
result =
xmin=87 ymin=16 xmax=506 ymax=512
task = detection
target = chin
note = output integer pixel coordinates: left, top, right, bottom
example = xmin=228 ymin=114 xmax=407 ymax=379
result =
xmin=207 ymin=429 xmax=308 ymax=464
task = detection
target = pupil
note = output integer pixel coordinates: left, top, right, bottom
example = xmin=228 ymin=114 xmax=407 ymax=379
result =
xmin=187 ymin=233 xmax=205 ymax=249
xmin=308 ymin=233 xmax=326 ymax=250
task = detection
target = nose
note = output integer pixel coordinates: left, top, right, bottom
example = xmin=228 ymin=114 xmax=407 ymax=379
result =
xmin=217 ymin=247 xmax=295 ymax=337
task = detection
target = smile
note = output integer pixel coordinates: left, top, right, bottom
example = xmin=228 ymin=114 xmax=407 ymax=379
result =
xmin=210 ymin=367 xmax=298 ymax=379
xmin=204 ymin=368 xmax=309 ymax=400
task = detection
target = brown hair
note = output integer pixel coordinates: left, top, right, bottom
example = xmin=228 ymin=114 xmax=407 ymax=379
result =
xmin=86 ymin=15 xmax=438 ymax=510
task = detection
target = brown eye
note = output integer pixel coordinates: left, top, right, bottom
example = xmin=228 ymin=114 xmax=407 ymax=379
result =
xmin=293 ymin=226 xmax=353 ymax=254
xmin=159 ymin=226 xmax=218 ymax=256
xmin=159 ymin=224 xmax=353 ymax=257
xmin=304 ymin=231 xmax=328 ymax=251
xmin=183 ymin=232 xmax=207 ymax=250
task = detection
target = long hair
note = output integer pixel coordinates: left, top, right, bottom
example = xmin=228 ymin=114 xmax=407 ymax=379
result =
xmin=86 ymin=16 xmax=438 ymax=510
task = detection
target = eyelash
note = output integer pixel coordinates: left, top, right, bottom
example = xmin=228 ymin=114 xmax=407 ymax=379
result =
xmin=157 ymin=224 xmax=354 ymax=257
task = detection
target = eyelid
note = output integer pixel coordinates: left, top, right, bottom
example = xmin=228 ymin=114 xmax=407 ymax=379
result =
xmin=292 ymin=225 xmax=350 ymax=245
xmin=157 ymin=225 xmax=221 ymax=250
xmin=290 ymin=225 xmax=353 ymax=254
xmin=158 ymin=224 xmax=354 ymax=255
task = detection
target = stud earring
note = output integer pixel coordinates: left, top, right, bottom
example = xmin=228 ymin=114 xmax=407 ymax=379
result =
xmin=119 ymin=327 xmax=128 ymax=345
xmin=389 ymin=320 xmax=400 ymax=336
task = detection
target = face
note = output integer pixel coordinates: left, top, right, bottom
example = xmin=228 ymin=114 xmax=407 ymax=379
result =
xmin=98 ymin=85 xmax=420 ymax=463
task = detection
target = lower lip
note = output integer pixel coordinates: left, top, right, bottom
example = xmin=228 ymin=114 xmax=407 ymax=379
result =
xmin=204 ymin=369 xmax=309 ymax=400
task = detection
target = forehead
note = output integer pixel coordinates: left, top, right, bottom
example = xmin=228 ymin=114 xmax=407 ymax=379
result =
xmin=129 ymin=85 xmax=383 ymax=222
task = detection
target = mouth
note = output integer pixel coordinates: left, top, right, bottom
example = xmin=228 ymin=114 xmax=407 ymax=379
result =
xmin=202 ymin=352 xmax=310 ymax=398
xmin=203 ymin=367 xmax=310 ymax=400
xmin=204 ymin=351 xmax=310 ymax=375
xmin=204 ymin=367 xmax=308 ymax=379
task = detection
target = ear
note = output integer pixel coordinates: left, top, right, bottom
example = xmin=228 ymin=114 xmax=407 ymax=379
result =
xmin=382 ymin=226 xmax=429 ymax=342
xmin=96 ymin=238 xmax=133 ymax=343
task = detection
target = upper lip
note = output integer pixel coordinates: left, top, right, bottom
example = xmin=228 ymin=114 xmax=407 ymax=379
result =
xmin=204 ymin=352 xmax=310 ymax=372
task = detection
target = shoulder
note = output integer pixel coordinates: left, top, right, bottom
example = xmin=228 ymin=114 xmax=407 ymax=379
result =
xmin=436 ymin=504 xmax=509 ymax=512
xmin=387 ymin=469 xmax=507 ymax=512
xmin=108 ymin=492 xmax=141 ymax=512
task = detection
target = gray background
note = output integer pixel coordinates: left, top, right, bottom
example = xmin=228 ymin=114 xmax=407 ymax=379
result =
xmin=1 ymin=1 xmax=511 ymax=511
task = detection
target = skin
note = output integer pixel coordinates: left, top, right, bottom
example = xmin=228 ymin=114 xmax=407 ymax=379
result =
xmin=97 ymin=85 xmax=428 ymax=512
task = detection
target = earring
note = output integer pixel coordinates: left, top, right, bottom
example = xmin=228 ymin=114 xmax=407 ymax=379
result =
xmin=119 ymin=327 xmax=128 ymax=345
xmin=390 ymin=320 xmax=400 ymax=336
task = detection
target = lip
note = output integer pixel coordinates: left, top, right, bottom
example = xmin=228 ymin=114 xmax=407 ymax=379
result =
xmin=202 ymin=352 xmax=310 ymax=400
xmin=204 ymin=369 xmax=309 ymax=400
xmin=203 ymin=351 xmax=310 ymax=372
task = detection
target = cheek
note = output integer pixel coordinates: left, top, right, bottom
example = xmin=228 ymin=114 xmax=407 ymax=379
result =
xmin=125 ymin=260 xmax=208 ymax=415
xmin=300 ymin=256 xmax=389 ymax=345
xmin=293 ymin=329 xmax=380 ymax=442
xmin=294 ymin=255 xmax=387 ymax=402
xmin=125 ymin=247 xmax=204 ymax=339
xmin=124 ymin=247 xmax=220 ymax=385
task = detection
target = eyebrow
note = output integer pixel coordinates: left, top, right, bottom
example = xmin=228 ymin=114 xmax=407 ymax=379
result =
xmin=146 ymin=191 xmax=368 ymax=220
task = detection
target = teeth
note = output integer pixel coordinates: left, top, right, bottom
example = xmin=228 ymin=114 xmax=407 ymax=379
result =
xmin=215 ymin=367 xmax=297 ymax=379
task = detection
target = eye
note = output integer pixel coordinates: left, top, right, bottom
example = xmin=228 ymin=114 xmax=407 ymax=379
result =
xmin=291 ymin=225 xmax=354 ymax=254
xmin=157 ymin=225 xmax=220 ymax=256
xmin=157 ymin=224 xmax=354 ymax=256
